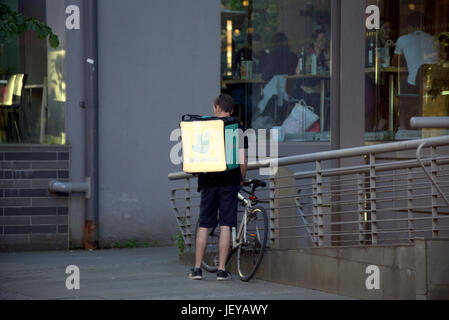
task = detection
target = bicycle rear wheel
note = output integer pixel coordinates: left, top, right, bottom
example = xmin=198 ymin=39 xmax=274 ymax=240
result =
xmin=236 ymin=207 xmax=268 ymax=282
xmin=194 ymin=221 xmax=220 ymax=273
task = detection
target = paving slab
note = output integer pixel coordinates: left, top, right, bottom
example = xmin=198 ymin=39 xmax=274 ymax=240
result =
xmin=0 ymin=247 xmax=352 ymax=300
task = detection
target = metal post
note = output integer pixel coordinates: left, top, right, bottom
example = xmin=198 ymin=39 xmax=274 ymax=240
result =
xmin=407 ymin=168 xmax=414 ymax=243
xmin=357 ymin=173 xmax=365 ymax=245
xmin=389 ymin=74 xmax=395 ymax=136
xmin=431 ymin=146 xmax=438 ymax=238
xmin=312 ymin=176 xmax=318 ymax=247
xmin=330 ymin=0 xmax=342 ymax=246
xmin=369 ymin=153 xmax=378 ymax=245
xmin=316 ymin=160 xmax=324 ymax=246
xmin=83 ymin=0 xmax=99 ymax=251
xmin=269 ymin=174 xmax=277 ymax=249
xmin=185 ymin=178 xmax=192 ymax=252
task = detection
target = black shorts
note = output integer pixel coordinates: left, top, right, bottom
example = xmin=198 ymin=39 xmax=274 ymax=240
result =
xmin=199 ymin=185 xmax=239 ymax=229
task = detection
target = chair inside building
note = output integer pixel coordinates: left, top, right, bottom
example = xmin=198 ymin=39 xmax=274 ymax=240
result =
xmin=0 ymin=73 xmax=27 ymax=143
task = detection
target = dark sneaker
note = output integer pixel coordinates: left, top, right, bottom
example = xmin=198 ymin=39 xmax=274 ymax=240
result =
xmin=189 ymin=268 xmax=202 ymax=280
xmin=216 ymin=269 xmax=231 ymax=281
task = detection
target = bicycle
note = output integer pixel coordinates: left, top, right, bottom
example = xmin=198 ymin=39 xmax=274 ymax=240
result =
xmin=194 ymin=179 xmax=269 ymax=282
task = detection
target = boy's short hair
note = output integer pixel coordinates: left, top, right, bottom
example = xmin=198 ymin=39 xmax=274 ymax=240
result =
xmin=214 ymin=94 xmax=234 ymax=114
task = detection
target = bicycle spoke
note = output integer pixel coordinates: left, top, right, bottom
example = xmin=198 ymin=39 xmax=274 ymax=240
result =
xmin=236 ymin=207 xmax=268 ymax=282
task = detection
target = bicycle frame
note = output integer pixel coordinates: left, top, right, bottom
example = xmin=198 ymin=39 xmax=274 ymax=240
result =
xmin=232 ymin=192 xmax=252 ymax=250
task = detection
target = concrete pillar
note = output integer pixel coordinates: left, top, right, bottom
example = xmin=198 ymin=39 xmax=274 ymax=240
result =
xmin=274 ymin=167 xmax=297 ymax=249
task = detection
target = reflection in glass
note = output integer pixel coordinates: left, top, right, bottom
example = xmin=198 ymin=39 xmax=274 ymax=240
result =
xmin=46 ymin=50 xmax=66 ymax=144
xmin=220 ymin=0 xmax=331 ymax=142
xmin=365 ymin=0 xmax=449 ymax=141
xmin=0 ymin=0 xmax=65 ymax=144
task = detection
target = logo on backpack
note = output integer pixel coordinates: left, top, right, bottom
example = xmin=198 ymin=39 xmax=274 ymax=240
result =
xmin=192 ymin=132 xmax=211 ymax=155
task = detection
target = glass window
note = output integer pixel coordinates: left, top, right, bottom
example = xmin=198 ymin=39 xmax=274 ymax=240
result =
xmin=220 ymin=0 xmax=331 ymax=142
xmin=0 ymin=0 xmax=65 ymax=144
xmin=365 ymin=0 xmax=449 ymax=141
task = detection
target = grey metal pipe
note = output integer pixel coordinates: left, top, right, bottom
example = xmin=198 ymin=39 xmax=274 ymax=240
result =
xmin=275 ymin=135 xmax=449 ymax=167
xmin=410 ymin=117 xmax=449 ymax=129
xmin=48 ymin=180 xmax=90 ymax=197
xmin=168 ymin=135 xmax=449 ymax=181
xmin=293 ymin=158 xmax=449 ymax=179
xmin=84 ymin=0 xmax=99 ymax=250
xmin=416 ymin=142 xmax=449 ymax=206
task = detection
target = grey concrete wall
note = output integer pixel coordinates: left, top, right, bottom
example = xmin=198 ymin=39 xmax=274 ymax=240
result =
xmin=96 ymin=0 xmax=220 ymax=247
xmin=181 ymin=245 xmax=416 ymax=299
xmin=426 ymin=239 xmax=449 ymax=299
xmin=64 ymin=0 xmax=85 ymax=248
xmin=180 ymin=238 xmax=449 ymax=299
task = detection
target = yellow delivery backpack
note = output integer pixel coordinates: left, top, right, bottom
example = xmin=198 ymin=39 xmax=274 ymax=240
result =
xmin=180 ymin=115 xmax=240 ymax=173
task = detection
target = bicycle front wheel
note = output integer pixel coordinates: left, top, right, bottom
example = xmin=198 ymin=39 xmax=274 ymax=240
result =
xmin=236 ymin=207 xmax=269 ymax=282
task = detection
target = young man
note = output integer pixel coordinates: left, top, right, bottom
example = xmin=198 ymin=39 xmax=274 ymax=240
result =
xmin=393 ymin=11 xmax=439 ymax=132
xmin=189 ymin=94 xmax=248 ymax=281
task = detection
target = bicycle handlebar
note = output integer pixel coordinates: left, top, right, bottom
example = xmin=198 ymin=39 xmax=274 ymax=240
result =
xmin=242 ymin=179 xmax=267 ymax=189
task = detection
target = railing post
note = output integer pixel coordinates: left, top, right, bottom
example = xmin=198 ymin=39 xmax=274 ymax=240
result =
xmin=431 ymin=146 xmax=438 ymax=238
xmin=312 ymin=175 xmax=318 ymax=247
xmin=357 ymin=173 xmax=366 ymax=245
xmin=407 ymin=168 xmax=415 ymax=244
xmin=369 ymin=153 xmax=378 ymax=245
xmin=269 ymin=173 xmax=277 ymax=249
xmin=296 ymin=189 xmax=316 ymax=245
xmin=315 ymin=160 xmax=324 ymax=246
xmin=185 ymin=178 xmax=192 ymax=253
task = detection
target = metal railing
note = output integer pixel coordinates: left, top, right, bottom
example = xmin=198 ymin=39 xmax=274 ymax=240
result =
xmin=168 ymin=135 xmax=449 ymax=251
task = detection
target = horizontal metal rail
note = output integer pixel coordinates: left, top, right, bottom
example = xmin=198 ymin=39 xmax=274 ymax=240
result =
xmin=169 ymin=135 xmax=449 ymax=249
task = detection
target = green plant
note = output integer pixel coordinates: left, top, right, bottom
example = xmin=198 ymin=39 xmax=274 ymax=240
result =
xmin=112 ymin=241 xmax=124 ymax=249
xmin=0 ymin=3 xmax=59 ymax=48
xmin=174 ymin=231 xmax=185 ymax=255
xmin=143 ymin=241 xmax=150 ymax=248
xmin=221 ymin=0 xmax=245 ymax=11
xmin=126 ymin=239 xmax=138 ymax=248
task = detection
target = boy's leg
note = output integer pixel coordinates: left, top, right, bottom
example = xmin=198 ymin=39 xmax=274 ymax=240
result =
xmin=195 ymin=187 xmax=219 ymax=269
xmin=217 ymin=185 xmax=239 ymax=271
xmin=195 ymin=227 xmax=209 ymax=269
xmin=218 ymin=226 xmax=231 ymax=270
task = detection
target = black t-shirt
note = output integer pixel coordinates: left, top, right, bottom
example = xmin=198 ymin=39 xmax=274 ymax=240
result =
xmin=197 ymin=125 xmax=248 ymax=191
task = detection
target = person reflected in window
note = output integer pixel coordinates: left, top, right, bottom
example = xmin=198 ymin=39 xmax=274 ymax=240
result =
xmin=305 ymin=29 xmax=330 ymax=73
xmin=394 ymin=11 xmax=439 ymax=88
xmin=366 ymin=20 xmax=397 ymax=133
xmin=230 ymin=34 xmax=269 ymax=127
xmin=438 ymin=33 xmax=449 ymax=62
xmin=234 ymin=33 xmax=268 ymax=78
xmin=262 ymin=32 xmax=298 ymax=82
xmin=292 ymin=30 xmax=330 ymax=129
xmin=393 ymin=11 xmax=439 ymax=132
xmin=379 ymin=20 xmax=396 ymax=52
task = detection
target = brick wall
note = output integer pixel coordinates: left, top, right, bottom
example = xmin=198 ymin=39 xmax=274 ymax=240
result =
xmin=0 ymin=145 xmax=70 ymax=251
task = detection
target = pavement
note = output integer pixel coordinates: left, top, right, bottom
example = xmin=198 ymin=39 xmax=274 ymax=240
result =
xmin=0 ymin=247 xmax=351 ymax=300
